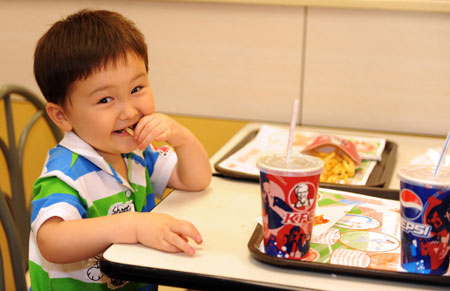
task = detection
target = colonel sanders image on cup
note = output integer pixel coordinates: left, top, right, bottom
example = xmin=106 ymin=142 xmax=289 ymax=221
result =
xmin=256 ymin=153 xmax=324 ymax=260
xmin=294 ymin=183 xmax=314 ymax=208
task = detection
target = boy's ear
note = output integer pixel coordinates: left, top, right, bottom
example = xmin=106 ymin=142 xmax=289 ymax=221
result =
xmin=46 ymin=102 xmax=73 ymax=132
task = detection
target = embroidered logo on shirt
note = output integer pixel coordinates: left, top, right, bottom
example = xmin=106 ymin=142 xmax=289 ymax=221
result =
xmin=87 ymin=262 xmax=103 ymax=281
xmin=108 ymin=200 xmax=135 ymax=215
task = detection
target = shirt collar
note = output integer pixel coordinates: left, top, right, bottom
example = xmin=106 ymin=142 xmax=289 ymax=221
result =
xmin=58 ymin=132 xmax=120 ymax=181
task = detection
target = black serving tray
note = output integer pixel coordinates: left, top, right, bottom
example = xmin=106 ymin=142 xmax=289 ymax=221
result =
xmin=214 ymin=129 xmax=398 ymax=189
xmin=247 ymin=187 xmax=450 ymax=287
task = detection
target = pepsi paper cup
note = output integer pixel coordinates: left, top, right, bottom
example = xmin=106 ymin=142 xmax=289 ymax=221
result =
xmin=256 ymin=153 xmax=324 ymax=260
xmin=398 ymin=165 xmax=450 ymax=275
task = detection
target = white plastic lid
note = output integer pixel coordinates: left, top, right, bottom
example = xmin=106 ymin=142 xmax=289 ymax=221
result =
xmin=256 ymin=153 xmax=324 ymax=177
xmin=397 ymin=164 xmax=450 ymax=189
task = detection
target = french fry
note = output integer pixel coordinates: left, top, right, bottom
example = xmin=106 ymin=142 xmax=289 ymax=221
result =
xmin=309 ymin=149 xmax=356 ymax=184
xmin=125 ymin=127 xmax=134 ymax=136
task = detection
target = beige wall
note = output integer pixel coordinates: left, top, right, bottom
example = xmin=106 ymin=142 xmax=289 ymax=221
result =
xmin=0 ymin=1 xmax=448 ymax=135
xmin=0 ymin=0 xmax=304 ymax=125
xmin=302 ymin=7 xmax=450 ymax=135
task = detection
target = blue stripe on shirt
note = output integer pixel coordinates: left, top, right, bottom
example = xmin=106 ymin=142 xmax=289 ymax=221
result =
xmin=127 ymin=152 xmax=146 ymax=167
xmin=46 ymin=146 xmax=101 ymax=180
xmin=143 ymin=147 xmax=159 ymax=177
xmin=142 ymin=194 xmax=156 ymax=212
xmin=31 ymin=193 xmax=87 ymax=223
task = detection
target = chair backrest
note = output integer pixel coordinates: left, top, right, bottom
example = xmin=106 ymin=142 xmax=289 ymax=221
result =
xmin=0 ymin=84 xmax=62 ymax=287
xmin=0 ymin=187 xmax=27 ymax=291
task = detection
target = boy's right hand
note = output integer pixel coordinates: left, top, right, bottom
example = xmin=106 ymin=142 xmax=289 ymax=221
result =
xmin=135 ymin=212 xmax=203 ymax=256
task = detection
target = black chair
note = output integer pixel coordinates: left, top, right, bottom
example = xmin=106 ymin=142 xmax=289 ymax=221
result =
xmin=0 ymin=186 xmax=27 ymax=291
xmin=0 ymin=84 xmax=63 ymax=290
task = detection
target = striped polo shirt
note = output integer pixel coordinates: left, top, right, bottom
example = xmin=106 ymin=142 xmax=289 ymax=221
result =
xmin=29 ymin=131 xmax=177 ymax=291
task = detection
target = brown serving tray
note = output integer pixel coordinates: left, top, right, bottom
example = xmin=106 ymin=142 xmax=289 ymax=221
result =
xmin=247 ymin=187 xmax=450 ymax=287
xmin=214 ymin=129 xmax=398 ymax=188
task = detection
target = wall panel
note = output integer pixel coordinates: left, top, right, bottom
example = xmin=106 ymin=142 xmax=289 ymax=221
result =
xmin=302 ymin=7 xmax=450 ymax=135
xmin=0 ymin=1 xmax=305 ymax=123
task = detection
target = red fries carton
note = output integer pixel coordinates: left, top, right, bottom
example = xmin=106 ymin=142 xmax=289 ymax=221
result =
xmin=301 ymin=135 xmax=362 ymax=166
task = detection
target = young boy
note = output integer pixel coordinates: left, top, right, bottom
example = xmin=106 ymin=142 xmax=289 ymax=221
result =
xmin=30 ymin=9 xmax=212 ymax=290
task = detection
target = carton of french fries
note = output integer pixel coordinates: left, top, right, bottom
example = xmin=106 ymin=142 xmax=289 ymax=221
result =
xmin=302 ymin=135 xmax=361 ymax=184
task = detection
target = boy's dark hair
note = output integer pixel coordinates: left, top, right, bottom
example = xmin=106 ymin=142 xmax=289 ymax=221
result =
xmin=34 ymin=9 xmax=148 ymax=105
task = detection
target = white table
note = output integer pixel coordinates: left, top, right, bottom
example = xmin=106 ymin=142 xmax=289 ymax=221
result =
xmin=101 ymin=176 xmax=449 ymax=290
xmin=101 ymin=125 xmax=448 ymax=290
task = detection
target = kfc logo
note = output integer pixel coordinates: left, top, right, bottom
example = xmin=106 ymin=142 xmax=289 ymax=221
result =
xmin=289 ymin=182 xmax=316 ymax=211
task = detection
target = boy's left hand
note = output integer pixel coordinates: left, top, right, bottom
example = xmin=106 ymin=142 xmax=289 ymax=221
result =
xmin=133 ymin=113 xmax=185 ymax=150
xmin=134 ymin=112 xmax=212 ymax=191
xmin=136 ymin=212 xmax=203 ymax=256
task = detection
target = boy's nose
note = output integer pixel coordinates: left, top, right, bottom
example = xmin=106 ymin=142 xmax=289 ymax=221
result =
xmin=119 ymin=101 xmax=138 ymax=120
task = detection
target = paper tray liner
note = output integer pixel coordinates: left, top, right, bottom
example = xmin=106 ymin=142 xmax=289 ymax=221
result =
xmin=214 ymin=129 xmax=398 ymax=188
xmin=247 ymin=187 xmax=450 ymax=286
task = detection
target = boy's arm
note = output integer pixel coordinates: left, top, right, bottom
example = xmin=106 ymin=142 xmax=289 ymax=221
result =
xmin=37 ymin=211 xmax=202 ymax=264
xmin=134 ymin=113 xmax=212 ymax=191
xmin=167 ymin=125 xmax=212 ymax=191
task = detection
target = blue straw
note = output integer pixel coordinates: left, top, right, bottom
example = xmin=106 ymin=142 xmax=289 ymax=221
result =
xmin=434 ymin=130 xmax=450 ymax=177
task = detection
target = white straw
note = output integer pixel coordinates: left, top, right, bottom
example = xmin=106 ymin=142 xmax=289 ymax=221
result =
xmin=286 ymin=98 xmax=300 ymax=164
xmin=434 ymin=130 xmax=450 ymax=177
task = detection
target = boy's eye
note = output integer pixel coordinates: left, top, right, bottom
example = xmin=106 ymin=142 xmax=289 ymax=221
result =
xmin=99 ymin=97 xmax=112 ymax=104
xmin=131 ymin=86 xmax=142 ymax=94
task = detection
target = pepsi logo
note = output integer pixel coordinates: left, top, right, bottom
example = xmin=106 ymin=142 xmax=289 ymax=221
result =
xmin=400 ymin=189 xmax=423 ymax=220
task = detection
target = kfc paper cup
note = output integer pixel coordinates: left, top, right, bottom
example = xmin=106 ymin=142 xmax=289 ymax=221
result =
xmin=256 ymin=153 xmax=324 ymax=260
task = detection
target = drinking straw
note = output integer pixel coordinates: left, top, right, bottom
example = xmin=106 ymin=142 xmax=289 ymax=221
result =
xmin=434 ymin=130 xmax=450 ymax=177
xmin=286 ymin=98 xmax=300 ymax=164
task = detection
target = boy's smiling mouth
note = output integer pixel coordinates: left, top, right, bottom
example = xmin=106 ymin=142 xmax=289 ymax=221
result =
xmin=114 ymin=123 xmax=137 ymax=135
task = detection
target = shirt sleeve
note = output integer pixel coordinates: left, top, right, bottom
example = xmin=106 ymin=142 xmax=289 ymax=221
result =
xmin=143 ymin=144 xmax=177 ymax=199
xmin=31 ymin=177 xmax=87 ymax=236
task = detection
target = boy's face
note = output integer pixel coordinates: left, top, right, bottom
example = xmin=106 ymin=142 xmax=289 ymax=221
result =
xmin=60 ymin=53 xmax=154 ymax=161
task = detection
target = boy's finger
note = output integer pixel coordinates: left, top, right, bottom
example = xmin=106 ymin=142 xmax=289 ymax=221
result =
xmin=155 ymin=131 xmax=170 ymax=143
xmin=134 ymin=116 xmax=157 ymax=139
xmin=137 ymin=134 xmax=156 ymax=150
xmin=159 ymin=242 xmax=182 ymax=254
xmin=180 ymin=234 xmax=188 ymax=243
xmin=164 ymin=232 xmax=196 ymax=256
xmin=169 ymin=221 xmax=203 ymax=244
